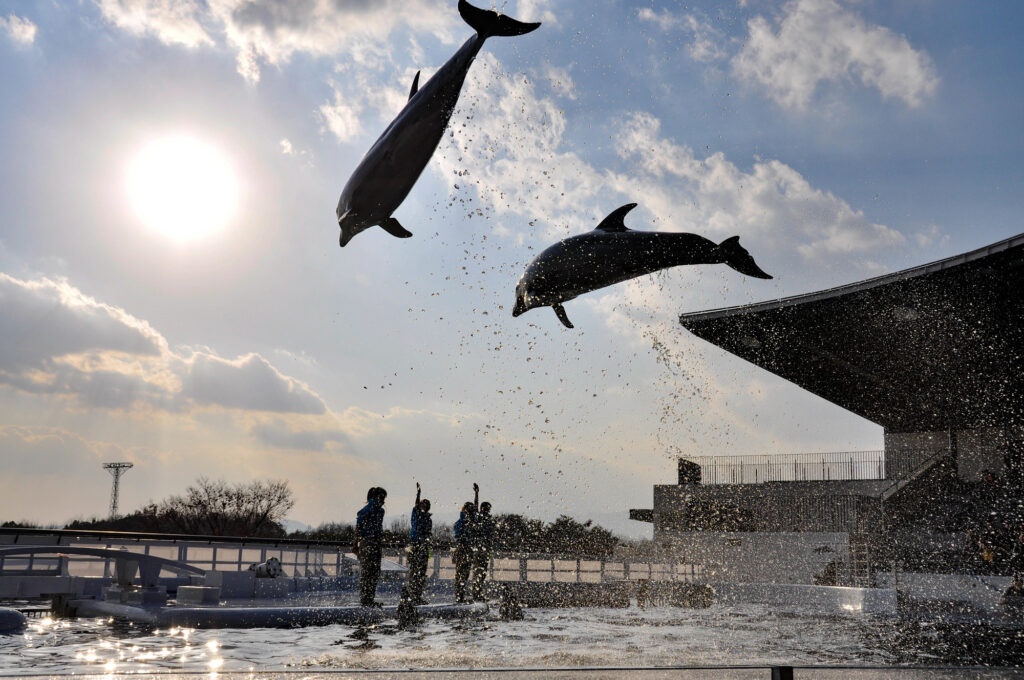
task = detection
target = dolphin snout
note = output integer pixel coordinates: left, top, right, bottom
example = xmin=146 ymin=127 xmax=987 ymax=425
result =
xmin=512 ymin=297 xmax=527 ymax=317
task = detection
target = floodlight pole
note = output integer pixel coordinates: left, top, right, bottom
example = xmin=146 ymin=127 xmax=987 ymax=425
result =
xmin=102 ymin=462 xmax=133 ymax=519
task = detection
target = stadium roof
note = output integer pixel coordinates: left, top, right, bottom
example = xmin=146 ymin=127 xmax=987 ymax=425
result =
xmin=679 ymin=234 xmax=1024 ymax=432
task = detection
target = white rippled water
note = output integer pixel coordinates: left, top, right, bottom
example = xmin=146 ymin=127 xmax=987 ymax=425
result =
xmin=0 ymin=602 xmax=905 ymax=675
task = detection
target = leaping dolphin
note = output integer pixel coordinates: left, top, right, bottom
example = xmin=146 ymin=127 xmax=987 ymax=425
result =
xmin=335 ymin=0 xmax=541 ymax=247
xmin=512 ymin=203 xmax=772 ymax=329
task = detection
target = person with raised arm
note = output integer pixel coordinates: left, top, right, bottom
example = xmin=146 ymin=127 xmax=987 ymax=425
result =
xmin=471 ymin=499 xmax=495 ymax=601
xmin=407 ymin=482 xmax=433 ymax=605
xmin=452 ymin=483 xmax=479 ymax=603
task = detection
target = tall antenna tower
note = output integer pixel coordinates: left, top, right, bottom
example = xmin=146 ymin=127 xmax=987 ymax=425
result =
xmin=102 ymin=462 xmax=133 ymax=519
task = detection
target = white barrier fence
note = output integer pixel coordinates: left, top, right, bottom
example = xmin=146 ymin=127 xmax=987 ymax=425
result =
xmin=0 ymin=531 xmax=703 ymax=585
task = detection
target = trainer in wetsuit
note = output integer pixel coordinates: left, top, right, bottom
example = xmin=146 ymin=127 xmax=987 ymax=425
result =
xmin=356 ymin=486 xmax=386 ymax=607
xmin=407 ymin=482 xmax=432 ymax=605
xmin=452 ymin=484 xmax=479 ymax=603
xmin=471 ymin=499 xmax=495 ymax=602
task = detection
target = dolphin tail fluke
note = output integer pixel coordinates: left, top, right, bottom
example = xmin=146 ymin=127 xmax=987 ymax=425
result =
xmin=719 ymin=236 xmax=772 ymax=279
xmin=381 ymin=217 xmax=413 ymax=239
xmin=552 ymin=304 xmax=574 ymax=329
xmin=458 ymin=0 xmax=541 ymax=38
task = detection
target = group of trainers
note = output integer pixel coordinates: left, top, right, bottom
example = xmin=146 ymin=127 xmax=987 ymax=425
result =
xmin=354 ymin=482 xmax=495 ymax=607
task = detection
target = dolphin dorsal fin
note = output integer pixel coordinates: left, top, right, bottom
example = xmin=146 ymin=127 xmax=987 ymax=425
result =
xmin=594 ymin=203 xmax=638 ymax=232
xmin=409 ymin=71 xmax=421 ymax=100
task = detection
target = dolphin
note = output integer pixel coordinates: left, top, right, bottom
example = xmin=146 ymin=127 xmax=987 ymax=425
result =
xmin=335 ymin=0 xmax=541 ymax=247
xmin=512 ymin=203 xmax=772 ymax=329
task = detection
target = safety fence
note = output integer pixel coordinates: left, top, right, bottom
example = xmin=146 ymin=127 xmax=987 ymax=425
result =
xmin=0 ymin=529 xmax=701 ymax=585
xmin=386 ymin=551 xmax=704 ymax=584
xmin=0 ymin=528 xmax=350 ymax=579
xmin=686 ymin=449 xmax=942 ymax=485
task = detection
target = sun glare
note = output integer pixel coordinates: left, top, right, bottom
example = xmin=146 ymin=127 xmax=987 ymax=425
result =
xmin=126 ymin=135 xmax=240 ymax=243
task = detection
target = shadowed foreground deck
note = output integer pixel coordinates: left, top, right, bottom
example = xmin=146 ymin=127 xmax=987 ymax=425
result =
xmin=7 ymin=666 xmax=1024 ymax=679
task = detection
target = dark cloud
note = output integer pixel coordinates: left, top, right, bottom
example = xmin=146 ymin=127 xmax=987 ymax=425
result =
xmin=0 ymin=273 xmax=328 ymax=415
xmin=0 ymin=274 xmax=163 ymax=372
xmin=250 ymin=418 xmax=352 ymax=451
xmin=181 ymin=352 xmax=326 ymax=414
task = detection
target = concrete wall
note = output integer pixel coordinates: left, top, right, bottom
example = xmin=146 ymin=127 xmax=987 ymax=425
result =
xmin=884 ymin=427 xmax=1010 ymax=481
xmin=884 ymin=430 xmax=948 ymax=455
xmin=957 ymin=426 xmax=1007 ymax=480
xmin=655 ymin=531 xmax=850 ymax=585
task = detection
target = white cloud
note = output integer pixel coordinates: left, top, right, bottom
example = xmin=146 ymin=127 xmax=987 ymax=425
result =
xmin=433 ymin=57 xmax=903 ymax=267
xmin=913 ymin=224 xmax=949 ymax=249
xmin=613 ymin=112 xmax=905 ymax=258
xmin=732 ymin=0 xmax=939 ymax=110
xmin=96 ymin=0 xmax=460 ymax=83
xmin=515 ymin=0 xmax=556 ymax=26
xmin=638 ymin=8 xmax=727 ymax=63
xmin=0 ymin=14 xmax=36 ymax=45
xmin=0 ymin=14 xmax=38 ymax=45
xmin=0 ymin=273 xmax=327 ymax=415
xmin=95 ymin=0 xmax=213 ymax=48
xmin=637 ymin=8 xmax=684 ymax=32
xmin=318 ymin=83 xmax=365 ymax=143
xmin=541 ymin=64 xmax=576 ymax=100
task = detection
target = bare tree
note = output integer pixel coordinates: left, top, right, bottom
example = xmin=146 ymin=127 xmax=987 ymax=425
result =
xmin=159 ymin=477 xmax=295 ymax=537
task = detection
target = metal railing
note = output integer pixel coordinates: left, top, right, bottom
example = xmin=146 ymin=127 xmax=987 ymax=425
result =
xmin=0 ymin=528 xmax=353 ymax=579
xmin=0 ymin=529 xmax=707 ymax=587
xmin=686 ymin=449 xmax=942 ymax=485
xmin=384 ymin=550 xmax=705 ymax=584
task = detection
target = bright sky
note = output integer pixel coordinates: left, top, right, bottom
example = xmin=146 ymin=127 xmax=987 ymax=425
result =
xmin=1 ymin=1 xmax=1021 ymax=537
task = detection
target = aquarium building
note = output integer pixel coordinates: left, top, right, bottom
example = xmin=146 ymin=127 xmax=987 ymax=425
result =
xmin=631 ymin=232 xmax=1024 ymax=583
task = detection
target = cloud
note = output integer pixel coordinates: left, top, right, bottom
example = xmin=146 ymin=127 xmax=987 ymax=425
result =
xmin=432 ymin=56 xmax=903 ymax=265
xmin=0 ymin=273 xmax=327 ymax=415
xmin=612 ymin=112 xmax=905 ymax=259
xmin=540 ymin=64 xmax=576 ymax=100
xmin=95 ymin=0 xmax=214 ymax=48
xmin=0 ymin=274 xmax=164 ymax=372
xmin=913 ymin=224 xmax=949 ymax=249
xmin=731 ymin=0 xmax=939 ymax=110
xmin=515 ymin=0 xmax=556 ymax=26
xmin=637 ymin=8 xmax=683 ymax=32
xmin=95 ymin=0 xmax=460 ymax=83
xmin=318 ymin=83 xmax=366 ymax=143
xmin=250 ymin=418 xmax=351 ymax=451
xmin=638 ymin=8 xmax=727 ymax=63
xmin=0 ymin=425 xmax=130 ymax=476
xmin=319 ymin=58 xmax=422 ymax=143
xmin=0 ymin=14 xmax=38 ymax=45
xmin=181 ymin=352 xmax=325 ymax=414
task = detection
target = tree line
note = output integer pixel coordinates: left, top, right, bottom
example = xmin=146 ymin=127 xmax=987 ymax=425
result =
xmin=292 ymin=513 xmax=618 ymax=557
xmin=63 ymin=477 xmax=295 ymax=537
xmin=6 ymin=477 xmax=622 ymax=556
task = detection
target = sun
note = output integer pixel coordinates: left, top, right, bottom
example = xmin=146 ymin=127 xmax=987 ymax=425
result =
xmin=126 ymin=135 xmax=240 ymax=243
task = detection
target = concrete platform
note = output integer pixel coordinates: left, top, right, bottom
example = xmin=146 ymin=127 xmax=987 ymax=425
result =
xmin=8 ymin=666 xmax=1024 ymax=679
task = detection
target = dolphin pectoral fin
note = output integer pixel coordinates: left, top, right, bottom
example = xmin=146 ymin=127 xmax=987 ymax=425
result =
xmin=458 ymin=0 xmax=541 ymax=39
xmin=594 ymin=203 xmax=638 ymax=233
xmin=408 ymin=71 xmax=420 ymax=100
xmin=381 ymin=217 xmax=413 ymax=239
xmin=552 ymin=304 xmax=574 ymax=329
